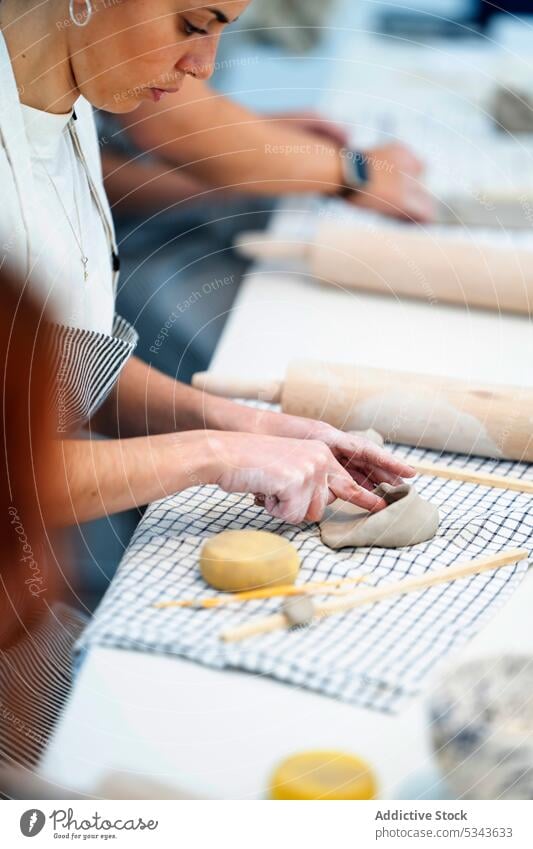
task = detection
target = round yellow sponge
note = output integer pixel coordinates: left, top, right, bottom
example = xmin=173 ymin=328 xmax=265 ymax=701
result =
xmin=270 ymin=750 xmax=377 ymax=800
xmin=200 ymin=530 xmax=300 ymax=592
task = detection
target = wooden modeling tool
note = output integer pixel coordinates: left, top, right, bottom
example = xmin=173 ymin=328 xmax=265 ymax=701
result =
xmin=234 ymin=225 xmax=533 ymax=315
xmin=220 ymin=547 xmax=529 ymax=643
xmin=192 ymin=360 xmax=533 ymax=463
xmin=154 ymin=576 xmax=366 ymax=610
xmin=411 ymin=461 xmax=533 ymax=494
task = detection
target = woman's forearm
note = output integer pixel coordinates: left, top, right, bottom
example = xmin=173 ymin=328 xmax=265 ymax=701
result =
xmin=48 ymin=431 xmax=216 ymax=526
xmin=91 ymin=356 xmax=259 ymax=439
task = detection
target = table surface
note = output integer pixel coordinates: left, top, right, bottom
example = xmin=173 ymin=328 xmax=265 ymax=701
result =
xmin=41 ymin=23 xmax=533 ymax=799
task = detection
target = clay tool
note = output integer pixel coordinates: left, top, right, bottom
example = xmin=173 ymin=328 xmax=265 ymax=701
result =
xmin=411 ymin=461 xmax=533 ymax=494
xmin=154 ymin=575 xmax=366 ymax=610
xmin=221 ymin=547 xmax=528 ymax=643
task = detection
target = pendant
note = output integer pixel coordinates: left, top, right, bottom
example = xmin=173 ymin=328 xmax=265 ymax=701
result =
xmin=82 ymin=256 xmax=89 ymax=282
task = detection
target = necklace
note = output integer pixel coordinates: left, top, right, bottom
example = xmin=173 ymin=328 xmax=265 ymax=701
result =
xmin=29 ymin=117 xmax=90 ymax=283
xmin=68 ymin=134 xmax=90 ymax=282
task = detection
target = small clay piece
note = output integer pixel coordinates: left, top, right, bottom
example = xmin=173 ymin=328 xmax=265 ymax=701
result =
xmin=320 ymin=483 xmax=439 ymax=549
xmin=491 ymin=86 xmax=533 ymax=134
xmin=282 ymin=595 xmax=315 ymax=628
xmin=200 ymin=530 xmax=300 ymax=592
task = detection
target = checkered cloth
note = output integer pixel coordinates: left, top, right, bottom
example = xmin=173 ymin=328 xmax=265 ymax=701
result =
xmin=77 ymin=445 xmax=532 ymax=713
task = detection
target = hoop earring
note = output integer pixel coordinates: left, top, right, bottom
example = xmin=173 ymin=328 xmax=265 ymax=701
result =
xmin=69 ymin=0 xmax=93 ymax=28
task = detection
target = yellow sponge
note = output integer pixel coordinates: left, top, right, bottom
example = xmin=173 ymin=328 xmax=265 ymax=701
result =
xmin=200 ymin=530 xmax=300 ymax=593
xmin=270 ymin=750 xmax=377 ymax=800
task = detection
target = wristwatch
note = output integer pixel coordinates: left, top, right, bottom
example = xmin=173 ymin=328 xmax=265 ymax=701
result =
xmin=337 ymin=148 xmax=369 ymax=199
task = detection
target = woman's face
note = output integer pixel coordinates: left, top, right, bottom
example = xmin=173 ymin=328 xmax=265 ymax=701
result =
xmin=68 ymin=0 xmax=250 ymax=112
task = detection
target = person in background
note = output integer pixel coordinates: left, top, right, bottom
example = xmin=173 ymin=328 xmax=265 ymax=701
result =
xmin=102 ymin=77 xmax=432 ymax=380
xmin=116 ymin=80 xmax=431 ymax=220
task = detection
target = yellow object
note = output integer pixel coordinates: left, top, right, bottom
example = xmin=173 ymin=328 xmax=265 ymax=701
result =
xmin=270 ymin=750 xmax=377 ymax=800
xmin=200 ymin=530 xmax=300 ymax=593
xmin=154 ymin=576 xmax=366 ymax=609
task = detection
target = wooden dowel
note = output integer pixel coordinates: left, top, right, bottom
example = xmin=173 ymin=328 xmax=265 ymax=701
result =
xmin=316 ymin=548 xmax=528 ymax=616
xmin=222 ymin=612 xmax=288 ymax=643
xmin=191 ymin=371 xmax=283 ymax=402
xmin=234 ymin=232 xmax=309 ymax=262
xmin=412 ymin=461 xmax=533 ymax=494
xmin=221 ymin=548 xmax=529 ymax=643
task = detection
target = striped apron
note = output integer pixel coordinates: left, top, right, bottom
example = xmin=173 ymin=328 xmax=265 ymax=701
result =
xmin=46 ymin=313 xmax=138 ymax=434
xmin=0 ymin=603 xmax=88 ymax=770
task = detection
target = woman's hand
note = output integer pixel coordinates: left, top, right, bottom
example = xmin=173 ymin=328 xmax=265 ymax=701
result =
xmin=239 ymin=408 xmax=415 ymax=489
xmin=206 ymin=431 xmax=391 ymax=525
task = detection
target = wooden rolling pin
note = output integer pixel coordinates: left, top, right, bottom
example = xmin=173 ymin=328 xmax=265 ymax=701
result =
xmin=192 ymin=359 xmax=533 ymax=463
xmin=235 ymin=225 xmax=533 ymax=315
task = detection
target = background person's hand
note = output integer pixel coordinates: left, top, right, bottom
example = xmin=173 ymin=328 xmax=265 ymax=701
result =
xmin=351 ymin=142 xmax=435 ymax=223
xmin=207 ymin=432 xmax=391 ymax=525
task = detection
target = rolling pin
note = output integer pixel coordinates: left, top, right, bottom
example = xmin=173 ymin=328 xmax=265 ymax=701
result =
xmin=234 ymin=224 xmax=533 ymax=315
xmin=192 ymin=359 xmax=533 ymax=462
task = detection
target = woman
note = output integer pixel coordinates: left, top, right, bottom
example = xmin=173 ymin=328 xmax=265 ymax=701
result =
xmin=0 ymin=0 xmax=414 ymax=528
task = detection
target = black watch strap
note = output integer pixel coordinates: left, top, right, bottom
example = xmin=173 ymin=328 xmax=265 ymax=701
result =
xmin=337 ymin=148 xmax=369 ymax=198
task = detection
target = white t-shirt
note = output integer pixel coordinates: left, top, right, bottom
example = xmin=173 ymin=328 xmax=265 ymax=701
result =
xmin=20 ymin=102 xmax=115 ymax=335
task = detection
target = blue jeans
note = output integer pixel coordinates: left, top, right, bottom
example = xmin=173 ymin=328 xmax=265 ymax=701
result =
xmin=115 ymin=196 xmax=277 ymax=383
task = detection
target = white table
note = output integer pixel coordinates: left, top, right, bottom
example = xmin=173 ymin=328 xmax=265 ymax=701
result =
xmin=41 ymin=25 xmax=533 ymax=799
